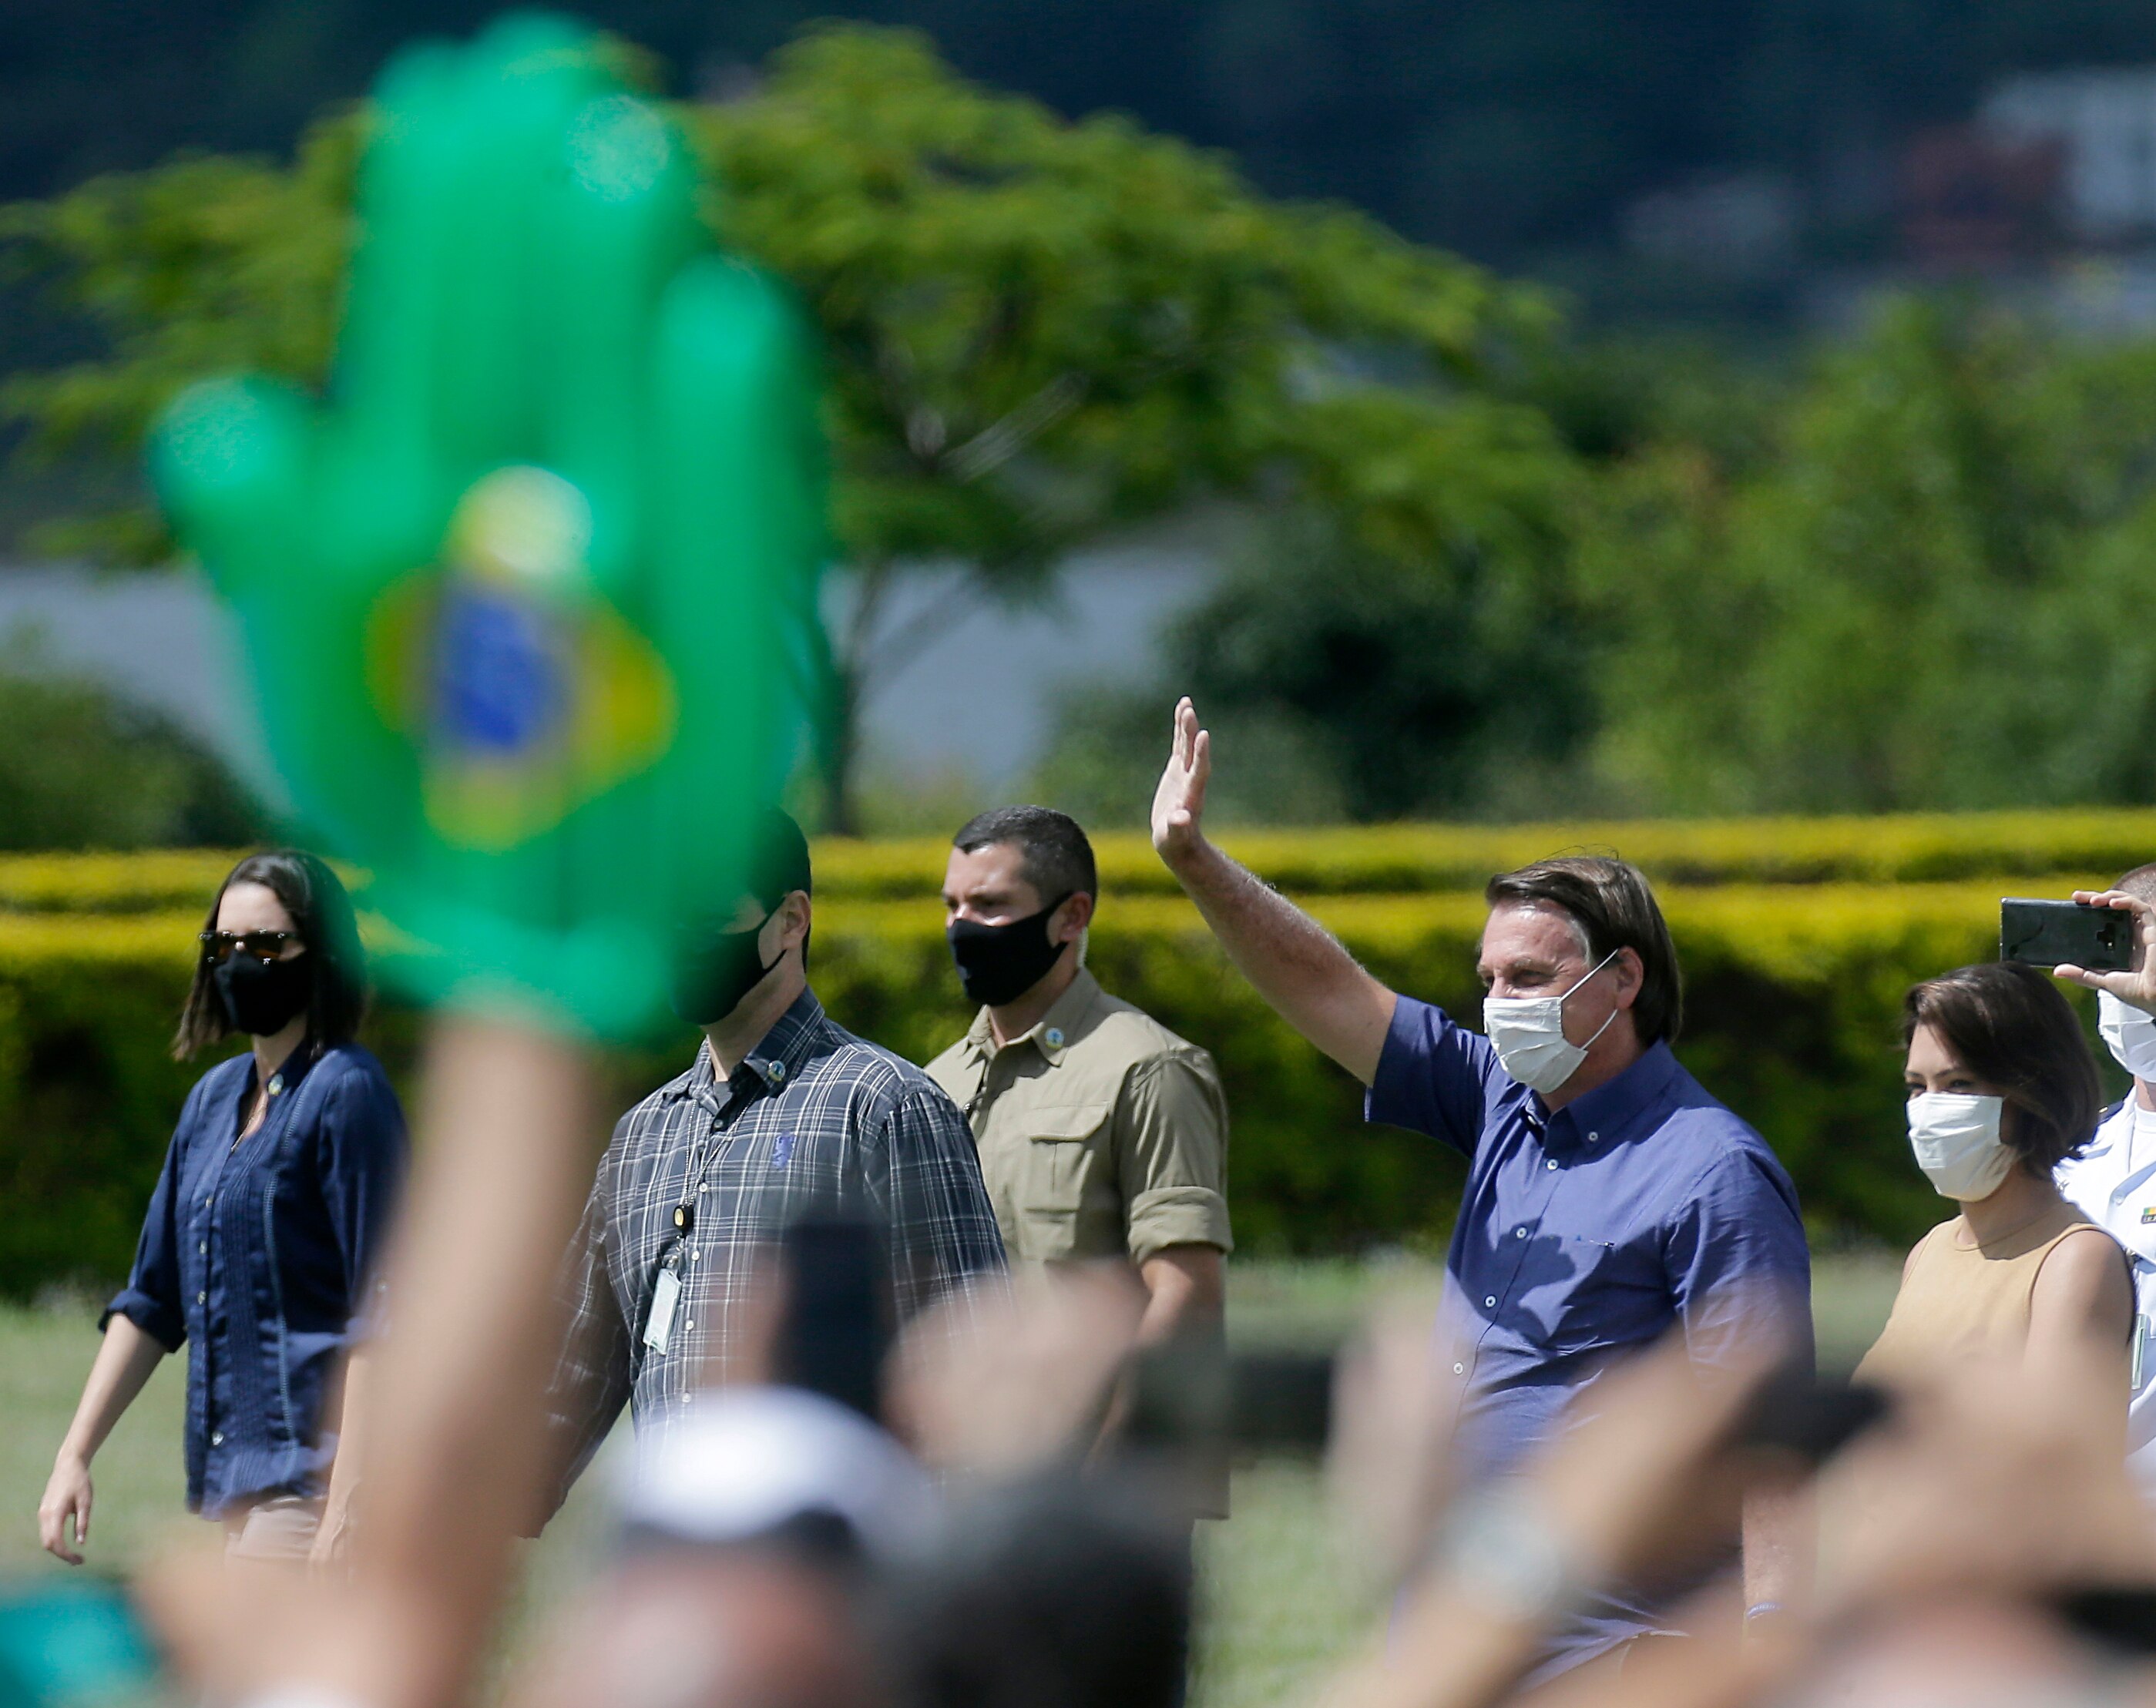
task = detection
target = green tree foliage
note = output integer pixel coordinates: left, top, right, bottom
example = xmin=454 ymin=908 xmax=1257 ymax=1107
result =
xmin=0 ymin=656 xmax=264 ymax=849
xmin=0 ymin=127 xmax=356 ymax=562
xmin=1036 ymin=506 xmax=1589 ymax=827
xmin=1581 ymin=298 xmax=2156 ymax=815
xmin=1 ymin=25 xmax=1571 ymax=830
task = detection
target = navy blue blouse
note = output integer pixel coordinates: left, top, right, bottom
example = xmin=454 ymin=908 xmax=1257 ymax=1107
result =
xmin=104 ymin=1042 xmax=407 ymax=1518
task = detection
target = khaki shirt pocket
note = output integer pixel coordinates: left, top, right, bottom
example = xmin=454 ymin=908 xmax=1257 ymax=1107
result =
xmin=1016 ymin=1101 xmax=1114 ymax=1263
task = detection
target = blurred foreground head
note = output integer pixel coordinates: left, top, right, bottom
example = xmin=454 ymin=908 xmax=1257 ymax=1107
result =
xmin=511 ymin=1386 xmax=928 ymax=1708
xmin=511 ymin=1550 xmax=881 ymax=1708
xmin=882 ymin=1475 xmax=1191 ymax=1708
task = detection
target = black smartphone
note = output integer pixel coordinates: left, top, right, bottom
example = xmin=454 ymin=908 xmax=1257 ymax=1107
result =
xmin=2000 ymin=898 xmax=2134 ymax=972
xmin=1732 ymin=1364 xmax=1893 ymax=1467
xmin=771 ymin=1217 xmax=892 ymax=1424
xmin=2054 ymin=1586 xmax=2156 ymax=1656
xmin=1127 ymin=1341 xmax=1334 ymax=1456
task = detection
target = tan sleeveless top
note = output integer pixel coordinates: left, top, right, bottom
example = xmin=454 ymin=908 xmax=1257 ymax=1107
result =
xmin=1855 ymin=1201 xmax=2110 ymax=1384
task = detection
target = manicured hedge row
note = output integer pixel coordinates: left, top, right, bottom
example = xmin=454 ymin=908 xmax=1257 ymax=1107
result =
xmin=5 ymin=807 xmax=2154 ymax=912
xmin=809 ymin=808 xmax=2156 ymax=898
xmin=0 ymin=881 xmax=2132 ymax=1296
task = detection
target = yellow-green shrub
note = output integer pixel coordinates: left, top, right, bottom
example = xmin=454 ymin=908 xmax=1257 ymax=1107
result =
xmin=6 ymin=808 xmax=2152 ymax=914
xmin=812 ymin=808 xmax=2156 ymax=898
xmin=2 ymin=878 xmax=2127 ymax=1294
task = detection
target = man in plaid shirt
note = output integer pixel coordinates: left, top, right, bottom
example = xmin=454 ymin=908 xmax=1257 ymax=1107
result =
xmin=542 ymin=811 xmax=1006 ymax=1495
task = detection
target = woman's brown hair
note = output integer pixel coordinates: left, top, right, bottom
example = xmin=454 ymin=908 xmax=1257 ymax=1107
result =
xmin=173 ymin=851 xmax=368 ymax=1060
xmin=1902 ymin=961 xmax=2102 ymax=1171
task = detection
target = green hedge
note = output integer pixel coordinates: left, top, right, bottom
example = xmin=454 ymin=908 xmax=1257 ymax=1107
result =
xmin=5 ymin=807 xmax=2154 ymax=911
xmin=1 ymin=874 xmax=2136 ymax=1296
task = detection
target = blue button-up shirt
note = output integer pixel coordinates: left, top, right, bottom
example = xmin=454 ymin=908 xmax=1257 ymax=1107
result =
xmin=104 ymin=1043 xmax=407 ymax=1518
xmin=1369 ymin=998 xmax=1811 ymax=1669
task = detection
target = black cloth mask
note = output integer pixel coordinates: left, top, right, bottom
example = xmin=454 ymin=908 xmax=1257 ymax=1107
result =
xmin=670 ymin=911 xmax=779 ymax=1027
xmin=947 ymin=898 xmax=1072 ymax=1008
xmin=214 ymin=951 xmax=313 ymax=1038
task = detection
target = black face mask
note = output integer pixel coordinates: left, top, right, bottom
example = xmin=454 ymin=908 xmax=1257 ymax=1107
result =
xmin=947 ymin=898 xmax=1072 ymax=1008
xmin=670 ymin=912 xmax=779 ymax=1027
xmin=214 ymin=952 xmax=313 ymax=1038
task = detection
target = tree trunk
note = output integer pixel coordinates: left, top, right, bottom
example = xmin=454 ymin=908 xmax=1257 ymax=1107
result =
xmin=823 ymin=665 xmax=867 ymax=836
xmin=820 ymin=561 xmax=888 ymax=837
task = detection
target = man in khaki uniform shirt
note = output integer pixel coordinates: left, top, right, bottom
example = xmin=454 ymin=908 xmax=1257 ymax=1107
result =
xmin=927 ymin=806 xmax=1233 ymax=1511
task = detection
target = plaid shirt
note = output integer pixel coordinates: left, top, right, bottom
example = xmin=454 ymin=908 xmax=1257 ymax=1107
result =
xmin=545 ymin=988 xmax=1006 ymax=1491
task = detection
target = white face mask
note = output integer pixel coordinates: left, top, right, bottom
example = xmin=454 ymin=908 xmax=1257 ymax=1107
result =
xmin=1906 ymin=1092 xmax=2014 ymax=1200
xmin=1483 ymin=948 xmax=1620 ymax=1096
xmin=2099 ymin=990 xmax=2156 ymax=1083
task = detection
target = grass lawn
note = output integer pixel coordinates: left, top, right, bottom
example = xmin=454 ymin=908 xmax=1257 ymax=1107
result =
xmin=0 ymin=1255 xmax=1902 ymax=1708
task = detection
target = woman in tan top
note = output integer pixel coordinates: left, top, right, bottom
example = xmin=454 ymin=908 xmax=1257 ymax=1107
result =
xmin=1858 ymin=961 xmax=2131 ymax=1395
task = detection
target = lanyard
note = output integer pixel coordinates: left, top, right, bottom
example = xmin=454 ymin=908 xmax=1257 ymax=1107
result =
xmin=667 ymin=1055 xmax=780 ymax=1253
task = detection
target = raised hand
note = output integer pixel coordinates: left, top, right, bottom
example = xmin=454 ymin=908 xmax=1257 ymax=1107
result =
xmin=2055 ymin=890 xmax=2156 ymax=1016
xmin=1150 ymin=696 xmax=1213 ymax=867
xmin=150 ymin=15 xmax=827 ymax=1040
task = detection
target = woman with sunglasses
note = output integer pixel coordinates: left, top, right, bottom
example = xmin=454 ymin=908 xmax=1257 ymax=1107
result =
xmin=38 ymin=851 xmax=406 ymax=1567
xmin=1857 ymin=961 xmax=2132 ymax=1399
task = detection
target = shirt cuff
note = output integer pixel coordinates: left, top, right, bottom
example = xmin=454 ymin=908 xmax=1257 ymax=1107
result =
xmin=100 ymin=1289 xmax=183 ymax=1352
xmin=1127 ymin=1186 xmax=1233 ymax=1265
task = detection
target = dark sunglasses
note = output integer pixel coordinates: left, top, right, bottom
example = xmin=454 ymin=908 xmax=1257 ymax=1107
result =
xmin=199 ymin=929 xmax=301 ymax=966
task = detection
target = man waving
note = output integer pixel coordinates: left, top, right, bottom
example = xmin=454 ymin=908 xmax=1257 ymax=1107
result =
xmin=1150 ymin=699 xmax=1811 ymax=1678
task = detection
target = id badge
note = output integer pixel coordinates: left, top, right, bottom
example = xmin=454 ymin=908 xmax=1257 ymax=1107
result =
xmin=643 ymin=1266 xmax=683 ymax=1354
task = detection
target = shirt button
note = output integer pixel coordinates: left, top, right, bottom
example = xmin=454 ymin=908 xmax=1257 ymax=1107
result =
xmin=1453 ymin=1362 xmax=1466 ymax=1375
xmin=1587 ymin=1131 xmax=1600 ymax=1143
xmin=210 ymin=1431 xmax=223 ymax=1447
xmin=690 ymin=1249 xmax=700 ymax=1262
xmin=1484 ymin=1295 xmax=1497 ymax=1307
xmin=198 ymin=1241 xmax=209 ymax=1255
xmin=196 ymin=1290 xmax=207 ymax=1304
xmin=683 ymin=1320 xmax=694 ymax=1332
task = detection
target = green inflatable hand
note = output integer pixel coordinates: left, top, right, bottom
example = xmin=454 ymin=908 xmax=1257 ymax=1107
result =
xmin=149 ymin=15 xmax=828 ymax=1039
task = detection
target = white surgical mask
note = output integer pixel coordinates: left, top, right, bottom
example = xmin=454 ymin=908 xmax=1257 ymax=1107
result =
xmin=1483 ymin=948 xmax=1620 ymax=1096
xmin=2099 ymin=990 xmax=2156 ymax=1083
xmin=1906 ymin=1092 xmax=2013 ymax=1201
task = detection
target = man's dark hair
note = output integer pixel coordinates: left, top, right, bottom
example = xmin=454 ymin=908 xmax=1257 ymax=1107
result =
xmin=745 ymin=807 xmax=814 ymax=910
xmin=1483 ymin=856 xmax=1683 ymax=1045
xmin=2114 ymin=863 xmax=2156 ymax=905
xmin=883 ymin=1475 xmax=1187 ymax=1708
xmin=1903 ymin=961 xmax=2102 ymax=1172
xmin=952 ymin=806 xmax=1096 ymax=906
xmin=174 ymin=850 xmax=368 ymax=1059
xmin=731 ymin=807 xmax=814 ymax=968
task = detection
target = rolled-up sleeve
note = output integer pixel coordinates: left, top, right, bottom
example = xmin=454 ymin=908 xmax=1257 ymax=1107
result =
xmin=1667 ymin=1145 xmax=1815 ymax=1374
xmin=102 ymin=1091 xmax=196 ymax=1351
xmin=1118 ymin=1050 xmax=1232 ymax=1264
xmin=872 ymin=1086 xmax=1009 ymax=1325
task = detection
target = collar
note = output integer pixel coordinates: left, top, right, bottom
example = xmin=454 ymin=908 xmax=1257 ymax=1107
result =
xmin=2080 ymin=1096 xmax=2151 ymax=1158
xmin=677 ymin=988 xmax=826 ymax=1104
xmin=1546 ymin=1039 xmax=1681 ymax=1142
xmin=961 ymin=968 xmax=1102 ymax=1067
xmin=243 ymin=1036 xmax=324 ymax=1102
